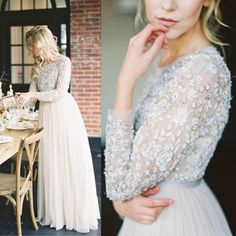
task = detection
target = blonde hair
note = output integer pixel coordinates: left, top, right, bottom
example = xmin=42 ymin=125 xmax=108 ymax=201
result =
xmin=25 ymin=25 xmax=61 ymax=80
xmin=135 ymin=0 xmax=229 ymax=54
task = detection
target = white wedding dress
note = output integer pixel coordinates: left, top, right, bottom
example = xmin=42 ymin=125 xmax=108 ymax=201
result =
xmin=29 ymin=55 xmax=100 ymax=233
xmin=105 ymin=46 xmax=232 ymax=235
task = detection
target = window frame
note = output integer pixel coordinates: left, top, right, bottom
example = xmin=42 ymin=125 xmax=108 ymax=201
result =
xmin=0 ymin=3 xmax=70 ymax=93
xmin=1 ymin=0 xmax=70 ymax=11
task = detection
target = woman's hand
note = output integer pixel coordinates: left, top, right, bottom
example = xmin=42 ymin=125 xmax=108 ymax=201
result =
xmin=115 ymin=23 xmax=168 ymax=109
xmin=17 ymin=92 xmax=34 ymax=105
xmin=112 ymin=187 xmax=173 ymax=224
xmin=118 ymin=23 xmax=168 ymax=87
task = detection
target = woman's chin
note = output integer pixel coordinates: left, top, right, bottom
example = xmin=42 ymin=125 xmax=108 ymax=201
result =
xmin=165 ymin=30 xmax=180 ymax=40
xmin=165 ymin=28 xmax=194 ymax=43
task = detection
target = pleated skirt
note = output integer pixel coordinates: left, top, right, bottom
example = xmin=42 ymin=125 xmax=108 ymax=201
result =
xmin=37 ymin=93 xmax=100 ymax=233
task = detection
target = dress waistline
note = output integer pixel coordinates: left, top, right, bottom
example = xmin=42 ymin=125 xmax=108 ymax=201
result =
xmin=161 ymin=178 xmax=203 ymax=188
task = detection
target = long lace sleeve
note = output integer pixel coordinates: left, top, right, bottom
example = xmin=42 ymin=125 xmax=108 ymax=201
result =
xmin=105 ymin=56 xmax=223 ymax=201
xmin=31 ymin=56 xmax=71 ymax=102
xmin=29 ymin=79 xmax=39 ymax=104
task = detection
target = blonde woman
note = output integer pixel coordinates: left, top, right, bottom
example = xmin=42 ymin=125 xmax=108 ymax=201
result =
xmin=105 ymin=0 xmax=233 ymax=235
xmin=17 ymin=26 xmax=100 ymax=233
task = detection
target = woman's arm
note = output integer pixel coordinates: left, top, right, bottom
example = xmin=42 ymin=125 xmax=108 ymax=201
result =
xmin=105 ymin=53 xmax=220 ymax=201
xmin=28 ymin=79 xmax=39 ymax=104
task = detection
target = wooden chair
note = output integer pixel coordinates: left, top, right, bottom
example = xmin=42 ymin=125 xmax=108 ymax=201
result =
xmin=0 ymin=127 xmax=44 ymax=236
xmin=10 ymin=149 xmax=39 ymax=181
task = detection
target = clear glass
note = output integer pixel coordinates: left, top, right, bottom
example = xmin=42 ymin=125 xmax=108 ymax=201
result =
xmin=24 ymin=100 xmax=35 ymax=113
xmin=55 ymin=0 xmax=66 ymax=8
xmin=11 ymin=46 xmax=22 ymax=64
xmin=47 ymin=0 xmax=52 ymax=8
xmin=0 ymin=120 xmax=5 ymax=132
xmin=60 ymin=44 xmax=67 ymax=55
xmin=35 ymin=0 xmax=46 ymax=9
xmin=10 ymin=0 xmax=21 ymax=10
xmin=22 ymin=99 xmax=37 ymax=121
xmin=24 ymin=46 xmax=34 ymax=64
xmin=22 ymin=0 xmax=33 ymax=10
xmin=11 ymin=66 xmax=23 ymax=84
xmin=24 ymin=66 xmax=32 ymax=83
xmin=11 ymin=26 xmax=22 ymax=44
xmin=61 ymin=24 xmax=67 ymax=44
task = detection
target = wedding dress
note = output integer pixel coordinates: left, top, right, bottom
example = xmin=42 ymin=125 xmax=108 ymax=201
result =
xmin=29 ymin=55 xmax=100 ymax=233
xmin=105 ymin=46 xmax=232 ymax=235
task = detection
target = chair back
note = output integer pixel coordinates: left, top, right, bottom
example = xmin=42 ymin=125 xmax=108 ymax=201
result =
xmin=16 ymin=127 xmax=44 ymax=195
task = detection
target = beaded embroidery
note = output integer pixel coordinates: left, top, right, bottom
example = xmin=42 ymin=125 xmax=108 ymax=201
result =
xmin=105 ymin=47 xmax=232 ymax=201
xmin=29 ymin=55 xmax=71 ymax=102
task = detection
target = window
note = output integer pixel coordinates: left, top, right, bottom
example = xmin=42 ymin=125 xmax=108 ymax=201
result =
xmin=60 ymin=24 xmax=67 ymax=55
xmin=2 ymin=0 xmax=67 ymax=11
xmin=0 ymin=0 xmax=70 ymax=92
xmin=10 ymin=25 xmax=34 ymax=84
xmin=10 ymin=24 xmax=68 ymax=84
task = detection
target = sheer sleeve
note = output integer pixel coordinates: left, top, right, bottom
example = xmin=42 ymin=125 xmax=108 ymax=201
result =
xmin=31 ymin=56 xmax=71 ymax=102
xmin=29 ymin=79 xmax=39 ymax=104
xmin=105 ymin=57 xmax=221 ymax=201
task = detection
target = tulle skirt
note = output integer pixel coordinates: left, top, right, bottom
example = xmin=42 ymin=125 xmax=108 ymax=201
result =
xmin=119 ymin=179 xmax=232 ymax=236
xmin=37 ymin=93 xmax=100 ymax=233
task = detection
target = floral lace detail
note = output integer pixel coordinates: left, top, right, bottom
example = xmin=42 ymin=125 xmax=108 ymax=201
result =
xmin=29 ymin=55 xmax=71 ymax=102
xmin=105 ymin=47 xmax=232 ymax=201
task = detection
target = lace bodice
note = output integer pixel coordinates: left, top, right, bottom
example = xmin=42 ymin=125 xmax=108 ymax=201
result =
xmin=29 ymin=55 xmax=71 ymax=102
xmin=105 ymin=46 xmax=232 ymax=202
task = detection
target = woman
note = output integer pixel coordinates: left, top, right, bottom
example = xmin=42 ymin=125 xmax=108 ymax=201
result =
xmin=17 ymin=26 xmax=100 ymax=233
xmin=105 ymin=0 xmax=233 ymax=235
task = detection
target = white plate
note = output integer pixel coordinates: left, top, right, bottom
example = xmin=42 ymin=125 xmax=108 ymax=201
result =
xmin=6 ymin=121 xmax=34 ymax=130
xmin=23 ymin=115 xmax=38 ymax=121
xmin=0 ymin=135 xmax=14 ymax=144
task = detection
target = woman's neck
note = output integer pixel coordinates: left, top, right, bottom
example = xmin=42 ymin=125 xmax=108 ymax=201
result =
xmin=159 ymin=22 xmax=212 ymax=68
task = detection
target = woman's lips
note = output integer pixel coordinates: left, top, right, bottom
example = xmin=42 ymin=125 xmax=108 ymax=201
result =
xmin=157 ymin=17 xmax=178 ymax=27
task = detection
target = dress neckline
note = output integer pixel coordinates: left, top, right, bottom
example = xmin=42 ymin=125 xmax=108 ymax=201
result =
xmin=157 ymin=45 xmax=216 ymax=71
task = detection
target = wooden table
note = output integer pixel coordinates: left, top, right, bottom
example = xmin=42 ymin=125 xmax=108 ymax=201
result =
xmin=0 ymin=128 xmax=36 ymax=165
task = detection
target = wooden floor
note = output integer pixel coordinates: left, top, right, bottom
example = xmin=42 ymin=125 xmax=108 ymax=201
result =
xmin=0 ymin=138 xmax=101 ymax=236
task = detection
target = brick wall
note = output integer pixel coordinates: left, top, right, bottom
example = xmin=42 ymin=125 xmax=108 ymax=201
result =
xmin=70 ymin=0 xmax=101 ymax=137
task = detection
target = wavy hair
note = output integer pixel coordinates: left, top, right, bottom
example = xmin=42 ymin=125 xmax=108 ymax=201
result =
xmin=25 ymin=25 xmax=61 ymax=80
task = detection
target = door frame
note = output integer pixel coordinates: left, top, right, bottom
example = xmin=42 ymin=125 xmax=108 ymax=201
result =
xmin=0 ymin=8 xmax=70 ymax=93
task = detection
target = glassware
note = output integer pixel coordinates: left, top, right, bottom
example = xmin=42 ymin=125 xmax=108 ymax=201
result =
xmin=24 ymin=99 xmax=35 ymax=114
xmin=0 ymin=118 xmax=5 ymax=132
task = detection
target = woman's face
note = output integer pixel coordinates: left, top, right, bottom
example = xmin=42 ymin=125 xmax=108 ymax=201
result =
xmin=27 ymin=38 xmax=41 ymax=57
xmin=144 ymin=0 xmax=209 ymax=40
